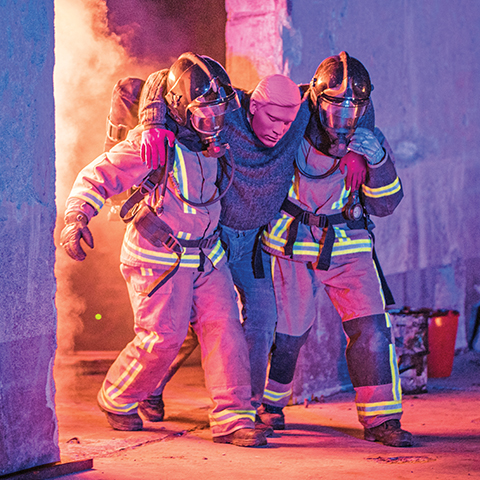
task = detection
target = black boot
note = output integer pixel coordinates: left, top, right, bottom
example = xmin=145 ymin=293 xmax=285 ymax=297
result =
xmin=139 ymin=394 xmax=165 ymax=422
xmin=364 ymin=419 xmax=414 ymax=447
xmin=257 ymin=404 xmax=285 ymax=430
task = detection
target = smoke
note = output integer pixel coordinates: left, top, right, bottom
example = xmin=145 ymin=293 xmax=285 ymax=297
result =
xmin=54 ymin=0 xmax=226 ymax=355
xmin=53 ymin=0 xmax=160 ymax=355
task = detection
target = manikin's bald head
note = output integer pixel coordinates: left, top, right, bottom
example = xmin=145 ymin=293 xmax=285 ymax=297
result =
xmin=249 ymin=75 xmax=302 ymax=148
xmin=250 ymin=74 xmax=301 ymax=109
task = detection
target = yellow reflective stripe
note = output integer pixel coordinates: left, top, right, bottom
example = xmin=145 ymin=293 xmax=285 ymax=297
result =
xmin=123 ymin=235 xmax=199 ymax=267
xmin=332 ymin=185 xmax=350 ymax=210
xmin=363 ymin=177 xmax=401 ymax=198
xmin=174 ymin=144 xmax=197 ymax=215
xmin=209 ymin=409 xmax=256 ymax=426
xmin=207 ymin=240 xmax=226 ymax=266
xmin=98 ymin=388 xmax=138 ymax=413
xmin=177 ymin=231 xmax=191 ymax=240
xmin=371 ymin=260 xmax=387 ymax=308
xmin=292 ymin=242 xmax=320 ymax=256
xmin=141 ymin=331 xmax=160 ymax=354
xmin=140 ymin=267 xmax=154 ymax=276
xmin=263 ymin=387 xmax=292 ymax=402
xmin=105 ymin=358 xmax=143 ymax=401
xmin=288 ymin=181 xmax=298 ymax=200
xmin=331 ymin=245 xmax=372 ymax=256
xmin=271 ymin=215 xmax=293 ymax=239
xmin=331 ymin=237 xmax=372 ymax=256
xmin=356 ymin=398 xmax=403 ymax=417
xmin=357 ymin=407 xmax=403 ymax=417
xmin=74 ymin=191 xmax=105 ymax=212
xmin=389 ymin=343 xmax=402 ymax=401
xmin=385 ymin=312 xmax=392 ymax=328
xmin=356 ymin=400 xmax=402 ymax=408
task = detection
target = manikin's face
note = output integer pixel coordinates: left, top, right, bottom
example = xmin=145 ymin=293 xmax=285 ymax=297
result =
xmin=250 ymin=100 xmax=300 ymax=148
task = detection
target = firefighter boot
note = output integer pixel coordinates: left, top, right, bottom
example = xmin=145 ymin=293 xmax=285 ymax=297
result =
xmin=213 ymin=428 xmax=268 ymax=447
xmin=257 ymin=404 xmax=285 ymax=430
xmin=98 ymin=403 xmax=143 ymax=431
xmin=139 ymin=394 xmax=165 ymax=422
xmin=255 ymin=415 xmax=274 ymax=437
xmin=364 ymin=419 xmax=414 ymax=447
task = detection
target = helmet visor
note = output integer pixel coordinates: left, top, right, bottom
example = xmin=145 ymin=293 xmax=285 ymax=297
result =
xmin=319 ymin=96 xmax=368 ymax=132
xmin=190 ymin=103 xmax=229 ymax=135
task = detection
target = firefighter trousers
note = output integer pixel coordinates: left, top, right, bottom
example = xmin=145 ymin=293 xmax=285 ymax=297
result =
xmin=98 ymin=261 xmax=256 ymax=437
xmin=262 ymin=254 xmax=403 ymax=428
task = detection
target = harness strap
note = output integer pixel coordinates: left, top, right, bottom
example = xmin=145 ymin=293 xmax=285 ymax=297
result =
xmin=142 ymin=231 xmax=220 ymax=297
xmin=120 ymin=166 xmax=166 ymax=222
xmin=253 ymin=225 xmax=267 ymax=279
xmin=281 ymin=198 xmax=363 ymax=270
xmin=145 ymin=257 xmax=181 ymax=297
xmin=280 ymin=198 xmax=394 ymax=304
xmin=178 ymin=231 xmax=220 ymax=250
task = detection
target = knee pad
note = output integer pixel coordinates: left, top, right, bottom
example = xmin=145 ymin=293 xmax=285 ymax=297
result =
xmin=343 ymin=313 xmax=395 ymax=387
xmin=269 ymin=328 xmax=312 ymax=384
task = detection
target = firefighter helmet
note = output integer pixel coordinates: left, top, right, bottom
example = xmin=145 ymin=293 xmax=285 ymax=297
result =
xmin=310 ymin=51 xmax=371 ymax=143
xmin=164 ymin=52 xmax=240 ymax=136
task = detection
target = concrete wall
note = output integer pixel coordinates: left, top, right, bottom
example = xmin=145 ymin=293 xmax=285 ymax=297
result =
xmin=0 ymin=0 xmax=59 ymax=474
xmin=226 ymin=0 xmax=480 ymax=401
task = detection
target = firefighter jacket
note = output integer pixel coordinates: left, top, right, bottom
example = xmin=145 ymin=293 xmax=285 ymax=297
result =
xmin=65 ymin=125 xmax=225 ymax=270
xmin=262 ymin=128 xmax=403 ymax=266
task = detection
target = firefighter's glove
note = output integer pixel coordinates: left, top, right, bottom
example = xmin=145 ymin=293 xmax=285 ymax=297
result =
xmin=60 ymin=212 xmax=94 ymax=261
xmin=141 ymin=127 xmax=176 ymax=170
xmin=339 ymin=151 xmax=367 ymax=192
xmin=347 ymin=127 xmax=385 ymax=165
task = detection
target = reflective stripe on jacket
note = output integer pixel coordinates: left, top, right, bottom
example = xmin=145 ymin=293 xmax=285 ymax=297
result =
xmin=262 ymin=128 xmax=403 ymax=265
xmin=66 ymin=126 xmax=225 ymax=269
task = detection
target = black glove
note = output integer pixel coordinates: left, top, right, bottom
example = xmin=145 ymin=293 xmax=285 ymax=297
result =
xmin=60 ymin=212 xmax=94 ymax=261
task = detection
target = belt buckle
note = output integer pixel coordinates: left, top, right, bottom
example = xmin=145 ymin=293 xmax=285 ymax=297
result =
xmin=164 ymin=235 xmax=184 ymax=254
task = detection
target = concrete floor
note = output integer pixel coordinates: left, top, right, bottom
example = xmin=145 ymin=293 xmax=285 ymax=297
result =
xmin=50 ymin=350 xmax=480 ymax=480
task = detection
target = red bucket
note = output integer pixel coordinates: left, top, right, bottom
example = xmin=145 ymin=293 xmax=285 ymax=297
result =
xmin=427 ymin=310 xmax=459 ymax=378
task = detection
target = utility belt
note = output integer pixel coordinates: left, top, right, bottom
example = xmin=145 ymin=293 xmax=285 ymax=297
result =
xmin=281 ymin=198 xmax=366 ymax=271
xmin=280 ymin=198 xmax=394 ymax=305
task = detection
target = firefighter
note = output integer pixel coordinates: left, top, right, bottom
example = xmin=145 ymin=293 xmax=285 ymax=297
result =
xmin=59 ymin=53 xmax=268 ymax=447
xmin=259 ymin=52 xmax=413 ymax=448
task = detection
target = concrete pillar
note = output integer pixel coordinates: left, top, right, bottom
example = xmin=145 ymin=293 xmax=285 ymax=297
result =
xmin=225 ymin=0 xmax=298 ymax=89
xmin=0 ymin=0 xmax=59 ymax=475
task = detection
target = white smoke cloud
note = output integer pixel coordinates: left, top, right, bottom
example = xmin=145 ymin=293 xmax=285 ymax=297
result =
xmin=53 ymin=0 xmax=155 ymax=355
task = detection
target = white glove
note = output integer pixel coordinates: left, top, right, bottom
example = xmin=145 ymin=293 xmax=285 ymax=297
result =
xmin=347 ymin=127 xmax=385 ymax=165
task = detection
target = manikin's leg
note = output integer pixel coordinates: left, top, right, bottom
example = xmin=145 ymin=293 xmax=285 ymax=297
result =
xmin=220 ymin=225 xmax=278 ymax=411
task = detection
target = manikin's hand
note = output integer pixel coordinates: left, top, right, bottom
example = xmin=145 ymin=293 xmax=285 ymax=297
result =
xmin=141 ymin=127 xmax=176 ymax=170
xmin=339 ymin=151 xmax=367 ymax=192
xmin=60 ymin=212 xmax=94 ymax=261
xmin=347 ymin=127 xmax=385 ymax=165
